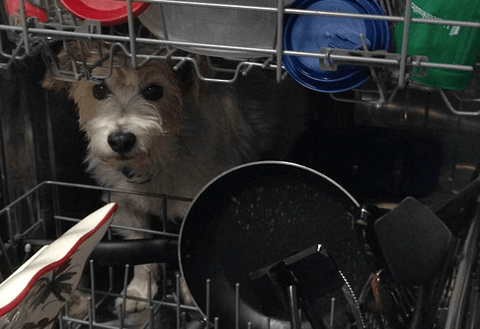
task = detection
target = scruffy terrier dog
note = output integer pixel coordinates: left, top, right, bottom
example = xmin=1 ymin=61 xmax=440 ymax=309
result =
xmin=42 ymin=41 xmax=310 ymax=314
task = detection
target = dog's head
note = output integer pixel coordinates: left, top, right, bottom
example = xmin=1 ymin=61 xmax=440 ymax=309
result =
xmin=42 ymin=41 xmax=207 ymax=182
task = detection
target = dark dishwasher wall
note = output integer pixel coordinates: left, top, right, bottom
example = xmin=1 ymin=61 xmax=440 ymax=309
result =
xmin=0 ymin=56 xmax=93 ymax=207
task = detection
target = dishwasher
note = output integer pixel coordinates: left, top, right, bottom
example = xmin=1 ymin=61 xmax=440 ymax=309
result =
xmin=0 ymin=1 xmax=479 ymax=329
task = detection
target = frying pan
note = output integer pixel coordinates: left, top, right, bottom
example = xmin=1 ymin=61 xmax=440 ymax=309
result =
xmin=179 ymin=161 xmax=370 ymax=329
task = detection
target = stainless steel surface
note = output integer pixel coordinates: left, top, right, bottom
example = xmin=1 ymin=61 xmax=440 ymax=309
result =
xmin=1 ymin=0 xmax=480 ymax=328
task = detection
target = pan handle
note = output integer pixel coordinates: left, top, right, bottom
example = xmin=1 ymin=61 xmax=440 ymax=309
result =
xmin=25 ymin=238 xmax=178 ymax=266
xmin=431 ymin=178 xmax=480 ymax=234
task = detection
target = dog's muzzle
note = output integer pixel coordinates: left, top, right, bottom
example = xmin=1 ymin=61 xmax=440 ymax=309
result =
xmin=108 ymin=131 xmax=136 ymax=154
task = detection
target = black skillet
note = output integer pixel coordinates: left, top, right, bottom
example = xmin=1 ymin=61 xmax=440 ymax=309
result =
xmin=179 ymin=161 xmax=370 ymax=329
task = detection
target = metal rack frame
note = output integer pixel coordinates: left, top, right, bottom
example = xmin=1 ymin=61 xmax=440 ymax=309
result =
xmin=1 ymin=0 xmax=479 ymax=112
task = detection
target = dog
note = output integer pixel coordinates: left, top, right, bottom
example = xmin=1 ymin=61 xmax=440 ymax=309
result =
xmin=42 ymin=41 xmax=311 ymax=314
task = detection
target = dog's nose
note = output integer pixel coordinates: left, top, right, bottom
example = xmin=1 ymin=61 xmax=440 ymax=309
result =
xmin=108 ymin=131 xmax=136 ymax=154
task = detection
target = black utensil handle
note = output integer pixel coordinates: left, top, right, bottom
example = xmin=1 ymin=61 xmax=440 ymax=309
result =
xmin=432 ymin=178 xmax=480 ymax=232
xmin=25 ymin=238 xmax=178 ymax=266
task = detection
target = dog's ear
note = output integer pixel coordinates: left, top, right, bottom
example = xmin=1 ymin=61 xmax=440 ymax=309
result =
xmin=41 ymin=70 xmax=73 ymax=93
xmin=175 ymin=55 xmax=211 ymax=102
xmin=42 ymin=41 xmax=101 ymax=94
xmin=41 ymin=44 xmax=76 ymax=93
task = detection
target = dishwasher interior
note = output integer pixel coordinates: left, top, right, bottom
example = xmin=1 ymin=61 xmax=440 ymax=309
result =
xmin=1 ymin=1 xmax=480 ymax=329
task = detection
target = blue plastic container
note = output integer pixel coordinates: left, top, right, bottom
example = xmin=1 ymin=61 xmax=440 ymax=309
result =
xmin=283 ymin=0 xmax=390 ymax=92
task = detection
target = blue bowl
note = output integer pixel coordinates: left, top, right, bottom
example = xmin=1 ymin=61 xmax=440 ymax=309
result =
xmin=283 ymin=0 xmax=390 ymax=93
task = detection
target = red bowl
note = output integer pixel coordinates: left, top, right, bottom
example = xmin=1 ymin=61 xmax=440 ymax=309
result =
xmin=4 ymin=0 xmax=48 ymax=23
xmin=60 ymin=0 xmax=150 ymax=26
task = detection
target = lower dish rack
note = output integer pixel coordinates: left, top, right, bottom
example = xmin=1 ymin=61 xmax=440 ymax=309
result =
xmin=0 ymin=181 xmax=196 ymax=329
xmin=2 ymin=179 xmax=480 ymax=329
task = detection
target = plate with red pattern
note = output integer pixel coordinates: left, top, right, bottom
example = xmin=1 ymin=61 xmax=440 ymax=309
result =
xmin=0 ymin=203 xmax=117 ymax=329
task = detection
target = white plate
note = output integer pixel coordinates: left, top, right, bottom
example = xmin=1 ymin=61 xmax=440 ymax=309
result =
xmin=0 ymin=203 xmax=118 ymax=329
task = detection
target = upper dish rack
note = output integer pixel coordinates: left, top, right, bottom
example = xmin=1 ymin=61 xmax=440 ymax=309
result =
xmin=0 ymin=0 xmax=479 ymax=113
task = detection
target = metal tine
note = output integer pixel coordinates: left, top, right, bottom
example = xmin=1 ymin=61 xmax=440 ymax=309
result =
xmin=384 ymin=0 xmax=394 ymax=16
xmin=18 ymin=0 xmax=30 ymax=55
xmin=359 ymin=33 xmax=386 ymax=105
xmin=397 ymin=0 xmax=413 ymax=88
xmin=0 ymin=233 xmax=13 ymax=277
xmin=137 ymin=46 xmax=167 ymax=68
xmin=206 ymin=279 xmax=211 ymax=329
xmin=84 ymin=39 xmax=105 ymax=58
xmin=33 ymin=187 xmax=42 ymax=231
xmin=148 ymin=269 xmax=154 ymax=329
xmin=0 ymin=39 xmax=27 ymax=71
xmin=174 ymin=56 xmax=252 ymax=84
xmin=287 ymin=285 xmax=301 ymax=329
xmin=64 ymin=41 xmax=121 ymax=83
xmin=158 ymin=2 xmax=170 ymax=52
xmin=61 ymin=39 xmax=81 ymax=79
xmin=120 ymin=264 xmax=131 ymax=329
xmin=105 ymin=195 xmax=117 ymax=298
xmin=88 ymin=295 xmax=94 ymax=329
xmin=90 ymin=259 xmax=97 ymax=324
xmin=390 ymin=288 xmax=410 ymax=318
xmin=107 ymin=42 xmax=131 ymax=69
xmin=330 ymin=297 xmax=336 ymax=327
xmin=275 ymin=0 xmax=284 ymax=83
xmin=173 ymin=56 xmax=192 ymax=72
xmin=87 ymin=43 xmax=120 ymax=82
xmin=235 ymin=283 xmax=240 ymax=329
xmin=0 ymin=20 xmax=16 ymax=59
xmin=50 ymin=0 xmax=63 ymax=24
xmin=169 ymin=56 xmax=214 ymax=82
xmin=241 ymin=64 xmax=254 ymax=77
xmin=40 ymin=41 xmax=74 ymax=82
xmin=261 ymin=57 xmax=273 ymax=70
xmin=176 ymin=273 xmax=182 ymax=329
xmin=181 ymin=311 xmax=187 ymax=329
xmin=160 ymin=263 xmax=167 ymax=300
xmin=125 ymin=0 xmax=137 ymax=68
xmin=6 ymin=206 xmax=15 ymax=250
xmin=397 ymin=286 xmax=416 ymax=313
xmin=108 ymin=261 xmax=115 ymax=293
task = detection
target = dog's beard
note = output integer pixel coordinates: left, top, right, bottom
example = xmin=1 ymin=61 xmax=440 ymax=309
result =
xmin=100 ymin=152 xmax=157 ymax=184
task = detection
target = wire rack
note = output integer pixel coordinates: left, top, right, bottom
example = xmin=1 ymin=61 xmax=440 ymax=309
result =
xmin=0 ymin=181 xmax=369 ymax=329
xmin=0 ymin=0 xmax=479 ymax=113
xmin=0 ymin=181 xmax=197 ymax=329
xmin=1 ymin=181 xmax=480 ymax=329
xmin=1 ymin=1 xmax=480 ymax=328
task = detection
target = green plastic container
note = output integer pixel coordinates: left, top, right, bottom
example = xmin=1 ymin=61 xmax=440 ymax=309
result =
xmin=393 ymin=0 xmax=480 ymax=90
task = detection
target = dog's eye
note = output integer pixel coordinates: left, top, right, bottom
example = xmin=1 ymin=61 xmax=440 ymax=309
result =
xmin=93 ymin=82 xmax=111 ymax=100
xmin=142 ymin=84 xmax=163 ymax=101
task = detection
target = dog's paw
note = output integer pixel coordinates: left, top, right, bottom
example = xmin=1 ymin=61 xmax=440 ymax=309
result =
xmin=115 ymin=280 xmax=159 ymax=314
xmin=115 ymin=264 xmax=160 ymax=314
